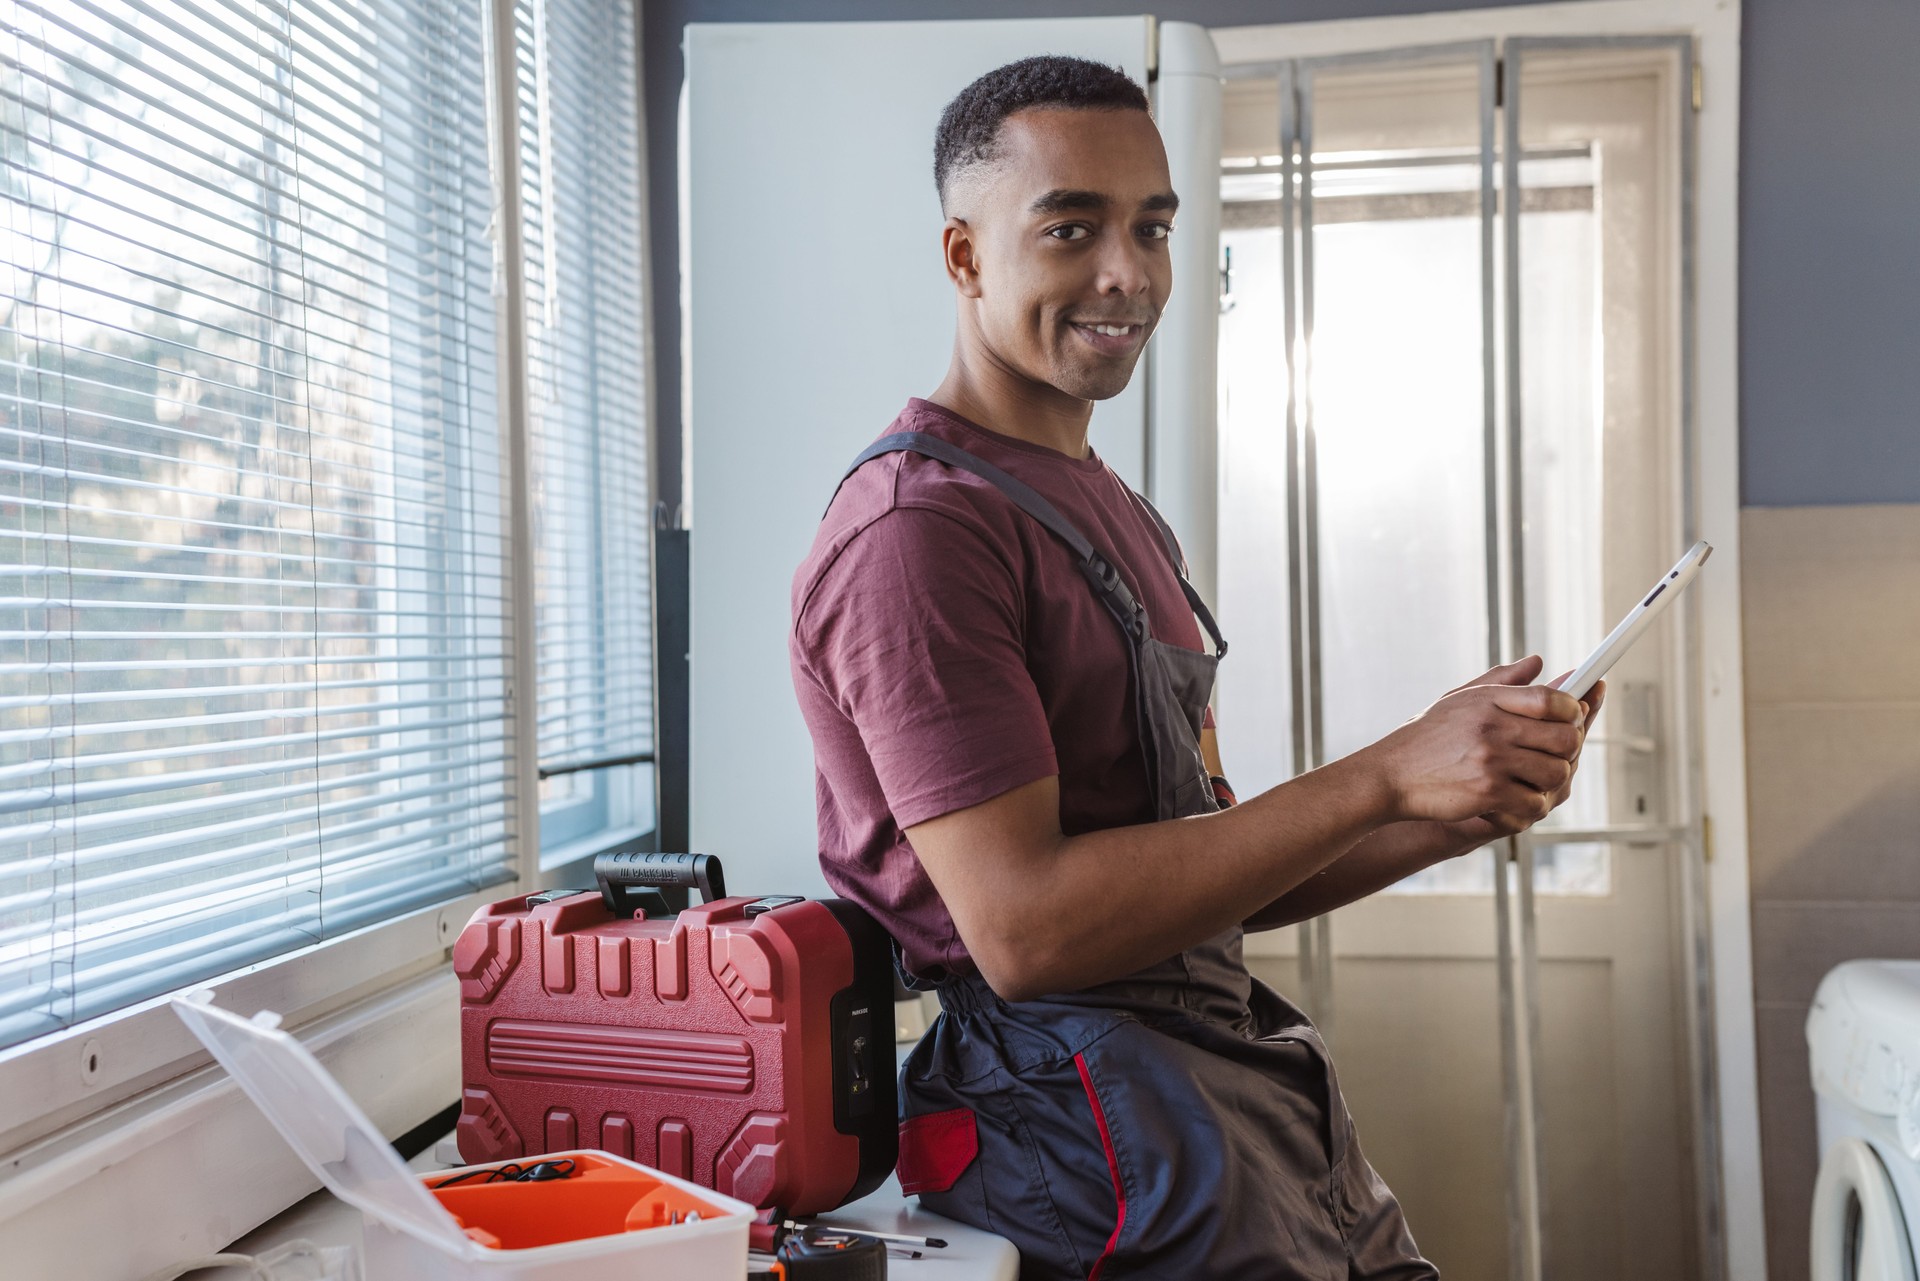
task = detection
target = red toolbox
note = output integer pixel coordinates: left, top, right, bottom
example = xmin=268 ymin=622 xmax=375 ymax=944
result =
xmin=455 ymin=853 xmax=897 ymax=1215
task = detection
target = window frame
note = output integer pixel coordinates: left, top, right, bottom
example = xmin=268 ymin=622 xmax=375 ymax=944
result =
xmin=0 ymin=0 xmax=658 ymax=1269
xmin=540 ymin=771 xmax=611 ymax=850
xmin=539 ymin=760 xmax=656 ymax=870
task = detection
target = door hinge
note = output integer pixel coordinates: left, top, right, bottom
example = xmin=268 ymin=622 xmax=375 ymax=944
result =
xmin=1702 ymin=813 xmax=1714 ymax=863
xmin=1495 ymin=56 xmax=1505 ymax=109
xmin=1692 ymin=62 xmax=1703 ymax=112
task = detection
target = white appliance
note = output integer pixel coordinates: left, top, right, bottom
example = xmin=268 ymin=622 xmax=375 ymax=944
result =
xmin=1808 ymin=960 xmax=1920 ymax=1281
xmin=681 ymin=19 xmax=1223 ymax=895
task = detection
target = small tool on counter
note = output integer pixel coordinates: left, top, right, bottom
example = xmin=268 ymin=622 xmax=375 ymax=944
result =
xmin=751 ymin=1209 xmax=946 ymax=1255
xmin=747 ymin=1225 xmax=888 ymax=1279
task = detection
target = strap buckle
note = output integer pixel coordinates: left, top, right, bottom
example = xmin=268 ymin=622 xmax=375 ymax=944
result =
xmin=1080 ymin=553 xmax=1148 ymax=641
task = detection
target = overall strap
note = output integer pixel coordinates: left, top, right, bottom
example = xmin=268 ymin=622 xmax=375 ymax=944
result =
xmin=836 ymin=431 xmax=1151 ymax=642
xmin=1125 ymin=491 xmax=1228 ymax=660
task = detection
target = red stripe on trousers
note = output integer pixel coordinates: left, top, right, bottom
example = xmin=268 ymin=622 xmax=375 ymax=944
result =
xmin=1073 ymin=1052 xmax=1126 ymax=1281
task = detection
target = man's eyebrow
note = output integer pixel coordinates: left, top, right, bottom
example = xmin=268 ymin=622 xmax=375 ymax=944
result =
xmin=1029 ymin=188 xmax=1108 ymax=216
xmin=1027 ymin=189 xmax=1182 ymax=216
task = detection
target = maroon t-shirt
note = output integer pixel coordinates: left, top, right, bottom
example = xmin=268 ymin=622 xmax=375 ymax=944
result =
xmin=789 ymin=399 xmax=1209 ymax=979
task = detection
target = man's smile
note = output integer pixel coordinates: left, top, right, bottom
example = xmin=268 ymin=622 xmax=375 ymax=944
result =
xmin=1067 ymin=319 xmax=1148 ymax=355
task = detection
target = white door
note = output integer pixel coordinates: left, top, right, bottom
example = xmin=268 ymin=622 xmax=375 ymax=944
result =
xmin=1215 ymin=40 xmax=1713 ymax=1281
xmin=681 ymin=19 xmax=1220 ymax=895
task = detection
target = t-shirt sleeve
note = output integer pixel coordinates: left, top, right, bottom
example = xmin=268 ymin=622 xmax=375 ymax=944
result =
xmin=795 ymin=506 xmax=1057 ymax=830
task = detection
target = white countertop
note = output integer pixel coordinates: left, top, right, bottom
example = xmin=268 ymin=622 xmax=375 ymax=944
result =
xmin=789 ymin=1172 xmax=1017 ymax=1278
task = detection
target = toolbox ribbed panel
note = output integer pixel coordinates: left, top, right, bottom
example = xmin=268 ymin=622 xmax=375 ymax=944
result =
xmin=486 ymin=1021 xmax=755 ymax=1092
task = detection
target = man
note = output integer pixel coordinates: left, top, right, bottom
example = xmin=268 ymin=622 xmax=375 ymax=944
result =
xmin=789 ymin=56 xmax=1600 ymax=1280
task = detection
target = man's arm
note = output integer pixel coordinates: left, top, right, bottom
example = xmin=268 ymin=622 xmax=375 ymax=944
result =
xmin=1239 ymin=818 xmax=1501 ymax=929
xmin=1239 ymin=675 xmax=1607 ymax=929
xmin=905 ymin=656 xmax=1586 ymax=1002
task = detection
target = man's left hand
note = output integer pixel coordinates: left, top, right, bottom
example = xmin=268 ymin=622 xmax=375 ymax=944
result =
xmin=1446 ymin=675 xmax=1607 ymax=846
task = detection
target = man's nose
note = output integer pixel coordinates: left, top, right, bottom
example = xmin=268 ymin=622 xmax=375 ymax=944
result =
xmin=1092 ymin=229 xmax=1152 ymax=297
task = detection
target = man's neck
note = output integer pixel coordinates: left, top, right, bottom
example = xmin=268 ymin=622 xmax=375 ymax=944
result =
xmin=928 ymin=343 xmax=1094 ymax=460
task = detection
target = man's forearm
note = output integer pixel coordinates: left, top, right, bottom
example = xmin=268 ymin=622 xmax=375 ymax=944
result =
xmin=1241 ymin=819 xmax=1489 ymax=930
xmin=912 ymin=666 xmax=1590 ymax=1003
xmin=946 ymin=756 xmax=1398 ymax=1000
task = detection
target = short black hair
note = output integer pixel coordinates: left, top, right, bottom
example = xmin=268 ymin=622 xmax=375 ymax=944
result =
xmin=933 ymin=55 xmax=1150 ymax=210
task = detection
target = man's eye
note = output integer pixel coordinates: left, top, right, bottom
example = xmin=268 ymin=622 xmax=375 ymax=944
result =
xmin=1047 ymin=224 xmax=1091 ymax=242
xmin=1141 ymin=222 xmax=1173 ymax=241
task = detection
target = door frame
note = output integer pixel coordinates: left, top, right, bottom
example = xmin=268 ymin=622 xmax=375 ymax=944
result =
xmin=1213 ymin=3 xmax=1755 ymax=1278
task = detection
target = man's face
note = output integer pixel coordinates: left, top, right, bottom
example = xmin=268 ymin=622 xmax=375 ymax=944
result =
xmin=949 ymin=108 xmax=1176 ymax=403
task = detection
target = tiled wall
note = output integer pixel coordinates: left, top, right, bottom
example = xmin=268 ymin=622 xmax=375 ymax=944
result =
xmin=1743 ymin=503 xmax=1920 ymax=1281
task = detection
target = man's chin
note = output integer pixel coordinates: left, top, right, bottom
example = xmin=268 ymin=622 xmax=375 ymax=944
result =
xmin=1052 ymin=359 xmax=1141 ymax=403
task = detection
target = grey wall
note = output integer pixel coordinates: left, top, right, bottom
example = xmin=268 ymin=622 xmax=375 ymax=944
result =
xmin=1738 ymin=0 xmax=1920 ymax=505
xmin=642 ymin=0 xmax=1920 ymax=512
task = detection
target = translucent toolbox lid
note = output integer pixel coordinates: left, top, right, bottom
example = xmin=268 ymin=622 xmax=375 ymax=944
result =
xmin=172 ymin=991 xmax=470 ymax=1254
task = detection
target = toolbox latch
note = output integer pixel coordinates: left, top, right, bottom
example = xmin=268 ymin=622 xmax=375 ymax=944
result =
xmin=743 ymin=896 xmax=806 ymax=918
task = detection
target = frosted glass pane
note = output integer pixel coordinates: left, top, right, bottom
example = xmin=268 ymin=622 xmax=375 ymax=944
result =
xmin=1311 ymin=213 xmax=1489 ymax=764
xmin=1518 ymin=204 xmax=1608 ymax=844
xmin=1302 ymin=53 xmax=1494 ymax=896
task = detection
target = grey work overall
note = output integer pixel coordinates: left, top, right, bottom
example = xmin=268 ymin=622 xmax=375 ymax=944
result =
xmin=840 ymin=433 xmax=1437 ymax=1281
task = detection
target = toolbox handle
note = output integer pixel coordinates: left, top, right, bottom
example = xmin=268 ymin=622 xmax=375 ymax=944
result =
xmin=595 ymin=852 xmax=727 ymax=919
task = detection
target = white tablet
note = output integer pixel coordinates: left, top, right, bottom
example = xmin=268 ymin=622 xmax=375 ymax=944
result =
xmin=1558 ymin=540 xmax=1714 ymax=702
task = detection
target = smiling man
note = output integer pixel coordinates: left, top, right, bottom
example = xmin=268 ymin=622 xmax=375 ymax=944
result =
xmin=789 ymin=57 xmax=1601 ymax=1280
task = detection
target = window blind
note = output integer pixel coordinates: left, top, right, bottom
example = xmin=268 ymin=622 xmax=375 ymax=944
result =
xmin=514 ymin=0 xmax=653 ymax=829
xmin=0 ymin=0 xmax=510 ymax=1050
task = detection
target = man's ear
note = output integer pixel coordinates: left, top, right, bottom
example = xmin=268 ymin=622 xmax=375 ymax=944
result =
xmin=942 ymin=218 xmax=983 ymax=298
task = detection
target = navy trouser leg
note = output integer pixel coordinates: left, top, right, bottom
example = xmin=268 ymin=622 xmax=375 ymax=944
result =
xmin=901 ymin=999 xmax=1439 ymax=1281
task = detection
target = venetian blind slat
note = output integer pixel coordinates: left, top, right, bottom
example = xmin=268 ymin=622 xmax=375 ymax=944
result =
xmin=0 ymin=0 xmax=510 ymax=1051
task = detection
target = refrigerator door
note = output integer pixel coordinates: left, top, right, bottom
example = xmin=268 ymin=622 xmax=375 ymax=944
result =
xmin=684 ymin=17 xmax=1219 ymax=896
xmin=1149 ymin=21 xmax=1225 ymax=603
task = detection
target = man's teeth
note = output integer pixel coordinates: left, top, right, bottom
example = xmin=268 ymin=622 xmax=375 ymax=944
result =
xmin=1085 ymin=324 xmax=1134 ymax=337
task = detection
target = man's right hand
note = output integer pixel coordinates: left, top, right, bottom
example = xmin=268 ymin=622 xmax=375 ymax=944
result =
xmin=1362 ymin=654 xmax=1586 ymax=827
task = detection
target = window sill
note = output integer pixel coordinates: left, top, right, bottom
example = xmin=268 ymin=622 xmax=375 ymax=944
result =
xmin=0 ymin=966 xmax=458 ymax=1281
xmin=0 ymin=888 xmax=496 ymax=1159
